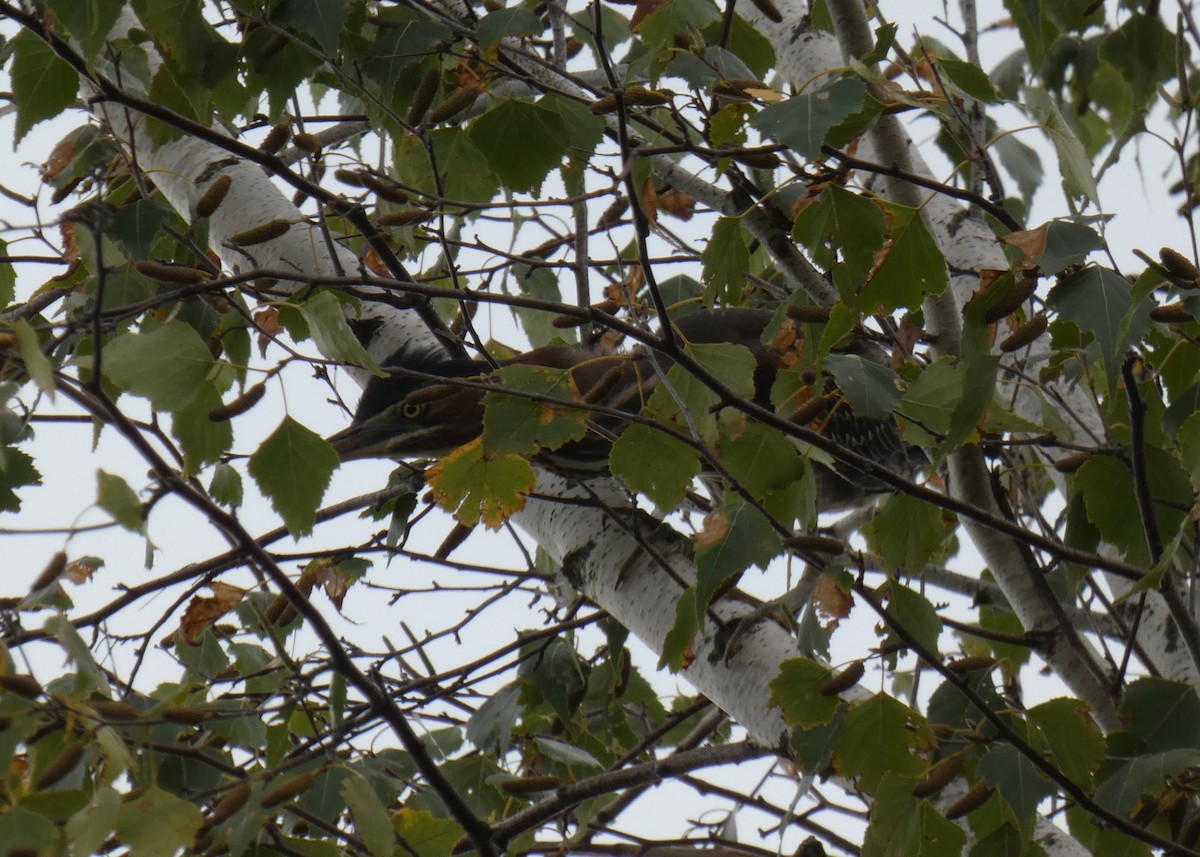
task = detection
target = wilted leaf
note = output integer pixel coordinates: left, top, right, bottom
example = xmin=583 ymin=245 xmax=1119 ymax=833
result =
xmin=180 ymin=583 xmax=248 ymax=644
xmin=811 ymin=573 xmax=853 ymax=628
xmin=426 ymin=438 xmax=536 ymax=529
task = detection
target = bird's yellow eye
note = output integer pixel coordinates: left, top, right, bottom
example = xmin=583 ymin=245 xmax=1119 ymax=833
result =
xmin=401 ymin=403 xmax=425 ymax=420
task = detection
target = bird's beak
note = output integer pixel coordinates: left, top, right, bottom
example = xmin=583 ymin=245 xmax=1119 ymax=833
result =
xmin=326 ymin=424 xmax=381 ymax=462
xmin=327 ymin=419 xmax=464 ymax=462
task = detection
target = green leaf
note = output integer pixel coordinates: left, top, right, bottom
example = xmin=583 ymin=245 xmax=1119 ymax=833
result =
xmin=549 ymin=94 xmax=606 ymax=192
xmin=535 ymin=736 xmax=602 ymax=768
xmin=45 ymin=615 xmax=108 ymax=694
xmin=884 ymin=583 xmax=943 ymax=656
xmin=1025 ymin=87 xmax=1099 ymax=204
xmin=660 ymin=587 xmax=698 ymax=671
xmin=0 ymin=805 xmax=62 ymax=857
xmin=1099 ymin=14 xmax=1176 ymax=106
xmin=636 ymin=0 xmax=720 ymax=44
xmin=131 ymin=0 xmax=238 ymax=87
xmin=1002 ymin=0 xmax=1057 ymax=71
xmin=836 ymin=695 xmax=924 ymax=792
xmin=363 ymin=17 xmax=452 ymax=94
xmin=769 ymin=658 xmax=839 ymax=728
xmin=935 ymin=58 xmax=1001 ymax=102
xmin=859 ymin=203 xmax=948 ymax=312
xmin=13 ymin=319 xmax=55 ymax=398
xmin=1048 ymin=267 xmax=1139 ymax=375
xmin=10 ymin=30 xmax=80 ymax=144
xmin=0 ymin=237 xmax=14 ymax=307
xmin=393 ymin=808 xmax=462 ymax=857
xmin=993 ymin=134 xmax=1043 ymax=210
xmin=1121 ymin=677 xmax=1200 ymax=752
xmin=172 ymin=382 xmax=233 ymax=476
xmin=1094 ymin=748 xmax=1200 ymax=816
xmin=520 ymin=636 xmax=585 ymax=723
xmin=66 ymin=787 xmax=122 ymax=857
xmin=46 ymin=0 xmax=125 ymax=58
xmin=247 ymin=417 xmax=339 ymax=537
xmin=341 ymin=772 xmax=395 ymax=857
xmin=793 ymin=185 xmax=886 ymax=278
xmin=144 ymin=65 xmax=201 ymax=145
xmin=862 ymin=772 xmax=967 ymax=857
xmin=753 ymin=78 xmax=866 ymax=159
xmin=482 ymin=364 xmax=589 ymax=456
xmin=1036 ymin=220 xmax=1102 ymax=274
xmin=115 ymin=787 xmax=205 ymax=857
xmin=97 ymin=470 xmax=143 ymax=531
xmin=824 ymin=353 xmax=902 ymax=420
xmin=695 ymin=498 xmax=780 ymax=611
xmin=719 ymin=422 xmax=807 ymax=499
xmin=477 ymin=8 xmax=543 ymax=46
xmin=101 ymin=323 xmax=214 ymax=412
xmin=900 ymin=357 xmax=963 ymax=445
xmin=209 ymin=462 xmax=243 ymax=508
xmin=111 ymin=200 xmax=170 ymax=261
xmin=296 ymin=291 xmax=380 ymax=373
xmin=426 ymin=438 xmax=536 ymax=529
xmin=394 ymin=128 xmax=498 ymax=204
xmin=1180 ymin=412 xmax=1200 ymax=489
xmin=610 ymin=422 xmax=701 ymax=510
xmin=941 ymin=355 xmax=999 ymax=456
xmin=1028 ymin=698 xmax=1105 ymax=787
xmin=701 ymin=217 xmax=751 ymax=305
xmin=466 ymin=684 xmax=520 ymax=756
xmin=470 ymin=100 xmax=567 ymax=193
xmin=977 ymin=743 xmax=1054 ymax=819
xmin=1074 ymin=450 xmax=1190 ymax=567
xmin=0 ymin=446 xmax=41 ymax=513
xmin=967 ymin=810 xmax=1026 ymax=857
xmin=699 ymin=18 xmax=775 ymax=78
xmin=275 ymin=0 xmax=351 ymax=52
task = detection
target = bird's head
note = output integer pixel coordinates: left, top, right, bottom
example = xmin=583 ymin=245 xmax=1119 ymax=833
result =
xmin=329 ymin=344 xmax=491 ymax=461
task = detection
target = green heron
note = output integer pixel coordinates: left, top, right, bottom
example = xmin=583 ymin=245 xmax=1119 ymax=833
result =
xmin=329 ymin=308 xmax=924 ymax=503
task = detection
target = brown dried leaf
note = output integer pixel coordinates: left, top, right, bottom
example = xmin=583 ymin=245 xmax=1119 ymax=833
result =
xmin=64 ymin=557 xmax=102 ymax=585
xmin=363 ymin=246 xmax=389 ymax=276
xmin=43 ymin=137 xmax=79 ymax=181
xmin=55 ymin=221 xmax=81 ymax=282
xmin=1000 ymin=224 xmax=1049 ymax=265
xmin=695 ymin=511 xmax=731 ymax=546
xmin=254 ymin=307 xmax=282 ymax=358
xmin=180 ymin=583 xmax=248 ymax=644
xmin=893 ymin=316 xmax=924 ymax=358
xmin=811 ymin=573 xmax=853 ymax=628
xmin=657 ymin=188 xmax=695 ymax=221
xmin=304 ymin=560 xmax=353 ymax=611
xmin=638 ymin=176 xmax=659 ymax=228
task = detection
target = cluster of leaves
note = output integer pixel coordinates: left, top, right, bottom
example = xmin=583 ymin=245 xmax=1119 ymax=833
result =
xmin=0 ymin=600 xmax=696 ymax=857
xmin=769 ymin=581 xmax=1200 ymax=856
